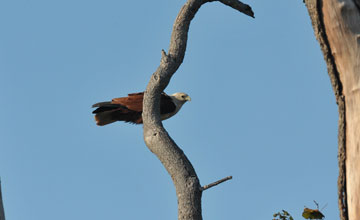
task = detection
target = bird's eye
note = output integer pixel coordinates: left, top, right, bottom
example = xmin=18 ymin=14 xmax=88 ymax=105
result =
xmin=181 ymin=95 xmax=185 ymax=98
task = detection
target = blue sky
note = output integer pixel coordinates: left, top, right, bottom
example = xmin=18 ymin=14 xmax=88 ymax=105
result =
xmin=0 ymin=0 xmax=338 ymax=219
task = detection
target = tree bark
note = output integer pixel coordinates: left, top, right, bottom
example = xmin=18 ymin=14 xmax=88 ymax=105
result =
xmin=0 ymin=181 xmax=5 ymax=220
xmin=141 ymin=0 xmax=253 ymax=219
xmin=304 ymin=1 xmax=360 ymax=220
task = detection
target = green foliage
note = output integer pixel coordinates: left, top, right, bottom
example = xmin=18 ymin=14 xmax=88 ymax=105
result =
xmin=273 ymin=210 xmax=294 ymax=220
xmin=273 ymin=201 xmax=326 ymax=220
xmin=302 ymin=208 xmax=324 ymax=219
xmin=302 ymin=200 xmax=325 ymax=220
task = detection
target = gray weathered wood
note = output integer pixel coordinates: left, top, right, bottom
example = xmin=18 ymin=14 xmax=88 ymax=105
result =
xmin=141 ymin=0 xmax=253 ymax=219
xmin=0 ymin=181 xmax=5 ymax=220
xmin=304 ymin=1 xmax=360 ymax=220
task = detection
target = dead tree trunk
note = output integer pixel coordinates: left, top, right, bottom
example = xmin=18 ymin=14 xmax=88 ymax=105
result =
xmin=304 ymin=1 xmax=360 ymax=220
xmin=141 ymin=0 xmax=253 ymax=219
xmin=0 ymin=181 xmax=5 ymax=220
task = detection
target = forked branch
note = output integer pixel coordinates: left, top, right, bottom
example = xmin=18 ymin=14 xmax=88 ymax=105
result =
xmin=142 ymin=0 xmax=253 ymax=219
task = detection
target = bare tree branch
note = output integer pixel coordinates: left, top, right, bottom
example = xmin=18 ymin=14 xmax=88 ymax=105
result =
xmin=305 ymin=1 xmax=349 ymax=219
xmin=302 ymin=3 xmax=348 ymax=219
xmin=201 ymin=176 xmax=233 ymax=191
xmin=0 ymin=180 xmax=5 ymax=220
xmin=304 ymin=1 xmax=360 ymax=220
xmin=142 ymin=0 xmax=253 ymax=219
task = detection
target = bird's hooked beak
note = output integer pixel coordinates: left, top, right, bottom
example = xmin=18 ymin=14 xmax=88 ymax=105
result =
xmin=185 ymin=95 xmax=191 ymax=101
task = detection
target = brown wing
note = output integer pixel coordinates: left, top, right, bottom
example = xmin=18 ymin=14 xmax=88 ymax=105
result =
xmin=92 ymin=92 xmax=176 ymax=125
xmin=111 ymin=92 xmax=144 ymax=112
xmin=111 ymin=92 xmax=175 ymax=113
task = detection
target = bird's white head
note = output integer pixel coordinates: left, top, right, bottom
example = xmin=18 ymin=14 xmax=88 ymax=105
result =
xmin=160 ymin=92 xmax=191 ymax=121
xmin=171 ymin=92 xmax=191 ymax=102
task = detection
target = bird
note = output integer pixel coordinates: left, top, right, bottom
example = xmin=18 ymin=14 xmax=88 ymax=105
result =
xmin=92 ymin=92 xmax=191 ymax=126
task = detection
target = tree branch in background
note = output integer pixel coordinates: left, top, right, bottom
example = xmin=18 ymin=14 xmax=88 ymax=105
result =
xmin=0 ymin=181 xmax=5 ymax=220
xmin=142 ymin=0 xmax=253 ymax=219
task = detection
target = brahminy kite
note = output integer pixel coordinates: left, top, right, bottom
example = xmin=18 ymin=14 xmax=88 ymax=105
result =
xmin=92 ymin=92 xmax=191 ymax=126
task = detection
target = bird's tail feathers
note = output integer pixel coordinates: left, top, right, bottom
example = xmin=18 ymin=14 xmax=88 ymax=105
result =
xmin=94 ymin=111 xmax=118 ymax=126
xmin=92 ymin=103 xmax=142 ymax=125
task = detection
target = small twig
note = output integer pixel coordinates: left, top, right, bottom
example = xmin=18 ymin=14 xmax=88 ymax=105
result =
xmin=201 ymin=176 xmax=232 ymax=191
xmin=218 ymin=0 xmax=254 ymax=18
xmin=313 ymin=200 xmax=320 ymax=209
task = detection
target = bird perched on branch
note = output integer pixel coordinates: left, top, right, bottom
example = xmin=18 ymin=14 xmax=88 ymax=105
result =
xmin=92 ymin=92 xmax=191 ymax=126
